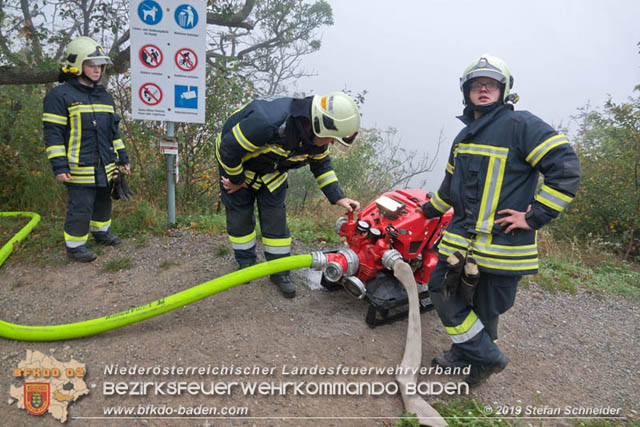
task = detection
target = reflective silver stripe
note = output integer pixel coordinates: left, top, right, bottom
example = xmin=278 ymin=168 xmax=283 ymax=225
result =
xmin=113 ymin=138 xmax=125 ymax=150
xmin=43 ymin=113 xmax=67 ymax=125
xmin=68 ymin=113 xmax=81 ymax=164
xmin=266 ymin=172 xmax=287 ymax=192
xmin=446 ymin=162 xmax=454 ymax=174
xmin=68 ymin=104 xmax=114 ymax=114
xmin=536 ymin=185 xmax=572 ymax=212
xmin=46 ymin=146 xmax=66 ymax=159
xmin=429 ymin=192 xmax=451 ymax=213
xmin=473 ymin=255 xmax=538 ymax=271
xmin=232 ymin=123 xmax=259 ymax=152
xmin=526 ymin=134 xmax=569 ymax=167
xmin=442 ymin=231 xmax=471 ymax=247
xmin=458 ymin=143 xmax=508 ymax=158
xmin=316 ymin=171 xmax=337 ymax=188
xmin=230 ymin=239 xmax=256 ymax=250
xmin=64 ymin=232 xmax=89 ymax=248
xmin=449 ymin=318 xmax=484 ymax=344
xmin=476 ymin=155 xmax=506 ymax=233
xmin=90 ymin=220 xmax=111 ymax=232
xmin=263 ymin=245 xmax=291 ymax=255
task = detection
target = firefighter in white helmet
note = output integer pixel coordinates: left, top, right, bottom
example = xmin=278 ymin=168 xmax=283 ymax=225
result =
xmin=43 ymin=36 xmax=131 ymax=262
xmin=421 ymin=54 xmax=581 ymax=386
xmin=217 ymin=92 xmax=361 ymax=298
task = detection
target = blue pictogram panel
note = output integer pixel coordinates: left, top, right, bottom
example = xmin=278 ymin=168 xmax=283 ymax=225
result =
xmin=175 ymin=4 xmax=198 ymax=29
xmin=175 ymin=85 xmax=198 ymax=109
xmin=138 ymin=0 xmax=163 ymax=25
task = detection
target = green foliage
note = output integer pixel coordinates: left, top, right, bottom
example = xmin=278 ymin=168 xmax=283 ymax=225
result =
xmin=287 ymin=214 xmax=339 ymax=245
xmin=110 ymin=201 xmax=165 ymax=238
xmin=432 ymin=399 xmax=510 ymax=426
xmin=395 ymin=411 xmax=420 ymax=426
xmin=101 ymin=257 xmax=133 ymax=273
xmin=0 ymin=85 xmax=66 ymax=214
xmin=551 ymin=96 xmax=640 ymax=259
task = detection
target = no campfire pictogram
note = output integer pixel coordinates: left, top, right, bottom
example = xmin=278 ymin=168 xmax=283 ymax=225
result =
xmin=175 ymin=48 xmax=198 ymax=72
xmin=139 ymin=44 xmax=163 ymax=68
xmin=139 ymin=83 xmax=163 ymax=106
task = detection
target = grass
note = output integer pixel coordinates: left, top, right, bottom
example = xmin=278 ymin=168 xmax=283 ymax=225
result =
xmin=528 ymin=230 xmax=640 ymax=299
xmin=431 ymin=399 xmax=510 ymax=426
xmin=101 ymin=257 xmax=133 ymax=273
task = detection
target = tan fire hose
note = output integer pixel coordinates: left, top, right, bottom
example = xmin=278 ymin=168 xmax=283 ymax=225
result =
xmin=393 ymin=259 xmax=448 ymax=427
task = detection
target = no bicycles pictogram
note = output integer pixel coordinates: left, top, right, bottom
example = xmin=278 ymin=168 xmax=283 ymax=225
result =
xmin=175 ymin=48 xmax=198 ymax=72
xmin=139 ymin=44 xmax=163 ymax=68
xmin=139 ymin=83 xmax=163 ymax=106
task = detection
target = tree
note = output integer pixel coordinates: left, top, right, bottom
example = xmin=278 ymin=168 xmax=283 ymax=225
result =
xmin=555 ymin=96 xmax=640 ymax=259
xmin=0 ymin=0 xmax=332 ymax=94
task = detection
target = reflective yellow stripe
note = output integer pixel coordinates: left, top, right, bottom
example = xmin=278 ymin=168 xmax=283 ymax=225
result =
xmin=476 ymin=155 xmax=506 ymax=233
xmin=266 ymin=172 xmax=288 ymax=192
xmin=535 ymin=185 xmax=573 ymax=212
xmin=446 ymin=162 xmax=454 ymax=174
xmin=42 ymin=113 xmax=67 ymax=125
xmin=261 ymin=237 xmax=292 ymax=247
xmin=287 ymin=154 xmax=308 ymax=162
xmin=429 ymin=191 xmax=451 ymax=214
xmin=445 ymin=310 xmax=479 ymax=335
xmin=228 ymin=231 xmax=256 ymax=244
xmin=68 ymin=104 xmax=114 ymax=114
xmin=232 ymin=123 xmax=259 ymax=152
xmin=90 ymin=219 xmax=111 ymax=232
xmin=68 ymin=113 xmax=81 ymax=164
xmin=457 ymin=143 xmax=508 ymax=159
xmin=316 ymin=171 xmax=338 ymax=189
xmin=310 ymin=150 xmax=329 ymax=160
xmin=113 ymin=138 xmax=125 ymax=150
xmin=526 ymin=134 xmax=569 ymax=167
xmin=215 ymin=136 xmax=243 ymax=175
xmin=46 ymin=145 xmax=66 ymax=159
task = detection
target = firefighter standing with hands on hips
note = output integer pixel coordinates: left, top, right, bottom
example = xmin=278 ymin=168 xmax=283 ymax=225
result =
xmin=421 ymin=55 xmax=581 ymax=386
xmin=43 ymin=36 xmax=131 ymax=262
xmin=217 ymin=93 xmax=361 ymax=298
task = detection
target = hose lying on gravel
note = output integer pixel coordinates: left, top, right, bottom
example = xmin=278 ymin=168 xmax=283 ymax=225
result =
xmin=0 ymin=250 xmax=312 ymax=341
xmin=393 ymin=259 xmax=448 ymax=427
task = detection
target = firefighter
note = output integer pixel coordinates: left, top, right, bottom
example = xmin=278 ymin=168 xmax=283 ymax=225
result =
xmin=421 ymin=54 xmax=581 ymax=386
xmin=43 ymin=36 xmax=130 ymax=262
xmin=217 ymin=93 xmax=361 ymax=298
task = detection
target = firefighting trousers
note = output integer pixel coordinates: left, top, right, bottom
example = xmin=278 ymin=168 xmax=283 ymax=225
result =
xmin=64 ymin=184 xmax=112 ymax=249
xmin=219 ymin=179 xmax=292 ymax=277
xmin=428 ymin=259 xmax=520 ymax=365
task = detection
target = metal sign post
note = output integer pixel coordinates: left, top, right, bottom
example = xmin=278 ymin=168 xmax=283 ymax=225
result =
xmin=166 ymin=122 xmax=176 ymax=225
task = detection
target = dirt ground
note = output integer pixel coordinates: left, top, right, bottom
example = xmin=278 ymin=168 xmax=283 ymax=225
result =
xmin=0 ymin=229 xmax=638 ymax=426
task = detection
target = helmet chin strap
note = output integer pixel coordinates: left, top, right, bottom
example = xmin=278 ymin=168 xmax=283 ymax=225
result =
xmin=80 ymin=72 xmax=100 ymax=86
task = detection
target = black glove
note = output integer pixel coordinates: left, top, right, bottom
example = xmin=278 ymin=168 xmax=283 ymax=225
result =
xmin=111 ymin=168 xmax=134 ymax=201
xmin=443 ymin=251 xmax=465 ymax=298
xmin=458 ymin=255 xmax=479 ymax=306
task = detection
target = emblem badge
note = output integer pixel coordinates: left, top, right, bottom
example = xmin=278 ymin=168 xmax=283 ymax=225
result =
xmin=24 ymin=383 xmax=50 ymax=416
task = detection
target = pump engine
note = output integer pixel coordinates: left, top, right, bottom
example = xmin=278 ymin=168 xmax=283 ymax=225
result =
xmin=316 ymin=189 xmax=452 ymax=327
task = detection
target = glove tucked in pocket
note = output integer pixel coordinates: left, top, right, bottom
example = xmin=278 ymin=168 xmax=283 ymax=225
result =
xmin=443 ymin=251 xmax=465 ymax=298
xmin=459 ymin=255 xmax=479 ymax=306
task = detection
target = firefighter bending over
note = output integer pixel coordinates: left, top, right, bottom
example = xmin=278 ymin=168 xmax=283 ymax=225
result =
xmin=43 ymin=36 xmax=131 ymax=262
xmin=217 ymin=93 xmax=361 ymax=298
xmin=421 ymin=55 xmax=581 ymax=386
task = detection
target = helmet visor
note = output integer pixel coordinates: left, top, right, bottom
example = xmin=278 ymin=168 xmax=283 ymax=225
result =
xmin=84 ymin=58 xmax=111 ymax=66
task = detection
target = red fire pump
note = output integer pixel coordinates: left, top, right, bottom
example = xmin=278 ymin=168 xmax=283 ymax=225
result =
xmin=315 ymin=189 xmax=452 ymax=327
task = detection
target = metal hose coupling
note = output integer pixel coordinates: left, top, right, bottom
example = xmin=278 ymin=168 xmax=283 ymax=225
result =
xmin=310 ymin=251 xmax=328 ymax=270
xmin=382 ymin=249 xmax=403 ymax=270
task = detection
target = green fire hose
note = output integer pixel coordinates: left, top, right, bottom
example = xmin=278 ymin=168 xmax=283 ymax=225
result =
xmin=0 ymin=211 xmax=312 ymax=342
xmin=0 ymin=212 xmax=41 ymax=267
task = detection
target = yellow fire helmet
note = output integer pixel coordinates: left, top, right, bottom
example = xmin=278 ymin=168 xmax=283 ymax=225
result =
xmin=61 ymin=36 xmax=113 ymax=75
xmin=460 ymin=54 xmax=514 ymax=103
xmin=311 ymin=92 xmax=361 ymax=147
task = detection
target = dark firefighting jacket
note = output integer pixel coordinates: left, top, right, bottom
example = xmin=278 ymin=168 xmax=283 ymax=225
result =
xmin=422 ymin=104 xmax=581 ymax=276
xmin=43 ymin=78 xmax=129 ymax=186
xmin=216 ymin=96 xmax=346 ymax=203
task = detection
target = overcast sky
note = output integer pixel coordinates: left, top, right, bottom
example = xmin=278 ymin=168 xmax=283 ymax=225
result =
xmin=298 ymin=0 xmax=640 ymax=185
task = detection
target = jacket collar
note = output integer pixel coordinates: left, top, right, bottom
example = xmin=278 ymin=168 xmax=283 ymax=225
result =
xmin=456 ymin=104 xmax=513 ymax=138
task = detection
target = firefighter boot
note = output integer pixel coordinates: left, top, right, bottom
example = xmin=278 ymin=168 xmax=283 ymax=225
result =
xmin=431 ymin=345 xmax=470 ymax=369
xmin=270 ymin=272 xmax=295 ymax=298
xmin=67 ymin=245 xmax=97 ymax=262
xmin=93 ymin=230 xmax=121 ymax=246
xmin=464 ymin=353 xmax=509 ymax=387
